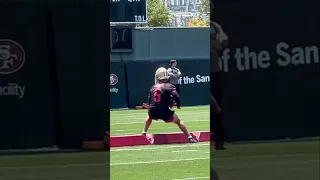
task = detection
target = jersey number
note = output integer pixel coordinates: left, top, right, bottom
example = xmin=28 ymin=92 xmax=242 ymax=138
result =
xmin=153 ymin=88 xmax=161 ymax=103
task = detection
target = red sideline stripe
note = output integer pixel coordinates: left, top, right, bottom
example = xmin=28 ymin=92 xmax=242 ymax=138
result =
xmin=110 ymin=135 xmax=151 ymax=147
xmin=110 ymin=131 xmax=210 ymax=148
xmin=152 ymin=132 xmax=201 ymax=145
xmin=198 ymin=131 xmax=210 ymax=142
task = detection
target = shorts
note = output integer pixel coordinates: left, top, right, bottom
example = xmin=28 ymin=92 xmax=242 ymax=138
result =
xmin=148 ymin=107 xmax=175 ymax=123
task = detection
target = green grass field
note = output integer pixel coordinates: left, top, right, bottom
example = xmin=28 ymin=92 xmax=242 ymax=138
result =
xmin=213 ymin=141 xmax=319 ymax=180
xmin=110 ymin=106 xmax=210 ymax=180
xmin=110 ymin=106 xmax=319 ymax=180
xmin=0 ymin=106 xmax=318 ymax=180
xmin=0 ymin=152 xmax=108 ymax=180
xmin=110 ymin=106 xmax=210 ymax=136
xmin=110 ymin=141 xmax=319 ymax=180
xmin=0 ymin=141 xmax=317 ymax=180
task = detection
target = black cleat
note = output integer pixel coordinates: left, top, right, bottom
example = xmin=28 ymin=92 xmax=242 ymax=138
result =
xmin=142 ymin=132 xmax=147 ymax=136
xmin=188 ymin=137 xmax=198 ymax=143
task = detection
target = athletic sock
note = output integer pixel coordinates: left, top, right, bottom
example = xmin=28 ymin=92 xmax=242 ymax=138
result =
xmin=142 ymin=131 xmax=146 ymax=134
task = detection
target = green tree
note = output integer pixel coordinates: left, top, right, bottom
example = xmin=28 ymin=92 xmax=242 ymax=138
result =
xmin=198 ymin=0 xmax=210 ymax=16
xmin=146 ymin=0 xmax=170 ymax=27
xmin=188 ymin=18 xmax=209 ymax=27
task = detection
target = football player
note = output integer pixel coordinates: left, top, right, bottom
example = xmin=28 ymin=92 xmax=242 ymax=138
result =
xmin=142 ymin=67 xmax=197 ymax=143
xmin=167 ymin=59 xmax=182 ymax=108
xmin=211 ymin=20 xmax=228 ymax=150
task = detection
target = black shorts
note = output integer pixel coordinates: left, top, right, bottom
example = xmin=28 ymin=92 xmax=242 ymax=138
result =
xmin=148 ymin=107 xmax=175 ymax=123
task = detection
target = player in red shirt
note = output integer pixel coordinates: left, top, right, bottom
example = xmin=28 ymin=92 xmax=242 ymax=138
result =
xmin=142 ymin=67 xmax=197 ymax=143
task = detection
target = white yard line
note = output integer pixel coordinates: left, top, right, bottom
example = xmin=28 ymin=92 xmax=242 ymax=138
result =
xmin=111 ymin=143 xmax=210 ymax=152
xmin=112 ymin=125 xmax=209 ymax=132
xmin=111 ymin=144 xmax=319 ymax=161
xmin=172 ymin=150 xmax=199 ymax=153
xmin=0 ymin=152 xmax=317 ymax=171
xmin=111 ymin=131 xmax=209 ymax=137
xmin=111 ymin=119 xmax=209 ymax=125
xmin=171 ymin=177 xmax=209 ymax=180
xmin=110 ymin=157 xmax=209 ymax=166
xmin=0 ymin=163 xmax=109 ymax=170
xmin=111 ymin=156 xmax=317 ymax=167
xmin=111 ymin=110 xmax=209 ymax=116
xmin=112 ymin=142 xmax=318 ymax=160
xmin=114 ymin=116 xmax=209 ymax=121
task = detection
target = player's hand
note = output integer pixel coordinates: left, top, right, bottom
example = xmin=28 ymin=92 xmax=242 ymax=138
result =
xmin=211 ymin=21 xmax=223 ymax=33
xmin=217 ymin=33 xmax=228 ymax=42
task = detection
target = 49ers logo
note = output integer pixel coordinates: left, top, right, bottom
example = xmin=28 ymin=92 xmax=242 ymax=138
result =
xmin=110 ymin=74 xmax=118 ymax=85
xmin=0 ymin=39 xmax=26 ymax=74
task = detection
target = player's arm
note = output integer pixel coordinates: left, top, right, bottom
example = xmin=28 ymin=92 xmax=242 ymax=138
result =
xmin=211 ymin=21 xmax=223 ymax=33
xmin=167 ymin=68 xmax=174 ymax=76
xmin=175 ymin=68 xmax=182 ymax=78
xmin=211 ymin=21 xmax=228 ymax=48
xmin=170 ymin=85 xmax=181 ymax=107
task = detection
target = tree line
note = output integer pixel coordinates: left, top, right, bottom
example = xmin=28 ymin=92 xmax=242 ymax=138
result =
xmin=146 ymin=0 xmax=209 ymax=27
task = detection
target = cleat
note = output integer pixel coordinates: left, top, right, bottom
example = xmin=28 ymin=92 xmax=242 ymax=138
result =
xmin=188 ymin=137 xmax=197 ymax=143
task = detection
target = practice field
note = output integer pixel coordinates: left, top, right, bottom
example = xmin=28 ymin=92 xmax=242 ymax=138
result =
xmin=0 ymin=141 xmax=317 ymax=180
xmin=110 ymin=106 xmax=319 ymax=180
xmin=111 ymin=142 xmax=210 ymax=180
xmin=110 ymin=106 xmax=210 ymax=180
xmin=0 ymin=151 xmax=108 ymax=180
xmin=0 ymin=106 xmax=317 ymax=180
xmin=213 ymin=141 xmax=320 ymax=180
xmin=110 ymin=140 xmax=319 ymax=180
xmin=110 ymin=106 xmax=210 ymax=136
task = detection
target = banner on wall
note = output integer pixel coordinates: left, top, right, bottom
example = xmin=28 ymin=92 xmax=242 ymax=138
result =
xmin=126 ymin=60 xmax=210 ymax=108
xmin=0 ymin=5 xmax=55 ymax=149
xmin=110 ymin=62 xmax=127 ymax=108
xmin=213 ymin=0 xmax=320 ymax=141
xmin=0 ymin=39 xmax=26 ymax=99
